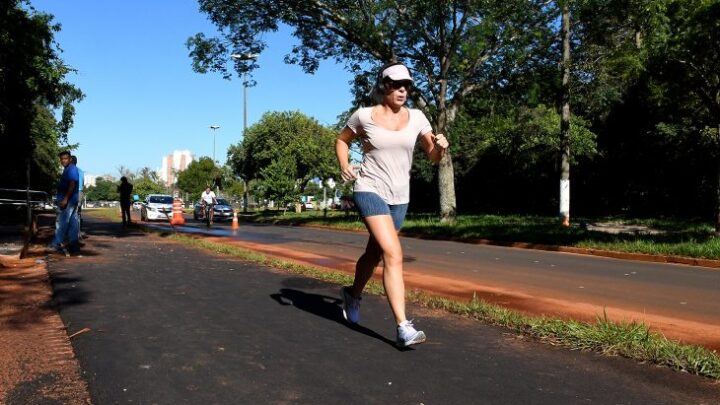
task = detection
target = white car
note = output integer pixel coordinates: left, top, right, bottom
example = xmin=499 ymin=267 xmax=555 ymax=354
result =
xmin=140 ymin=194 xmax=174 ymax=221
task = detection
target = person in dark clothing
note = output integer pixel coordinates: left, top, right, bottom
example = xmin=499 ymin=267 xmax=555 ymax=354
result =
xmin=117 ymin=177 xmax=133 ymax=226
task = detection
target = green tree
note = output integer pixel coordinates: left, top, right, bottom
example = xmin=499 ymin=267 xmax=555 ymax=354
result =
xmin=257 ymin=156 xmax=300 ymax=214
xmin=222 ymin=178 xmax=245 ymax=202
xmin=132 ymin=167 xmax=166 ymax=200
xmin=648 ymin=0 xmax=720 ymax=231
xmin=188 ymin=0 xmax=552 ymax=221
xmin=30 ymin=105 xmax=77 ymax=193
xmin=84 ymin=178 xmax=119 ymax=201
xmin=1 ymin=1 xmax=83 ymax=193
xmin=227 ymin=111 xmax=337 ymax=187
xmin=176 ymin=157 xmax=223 ymax=202
xmin=571 ymin=0 xmax=668 ymax=120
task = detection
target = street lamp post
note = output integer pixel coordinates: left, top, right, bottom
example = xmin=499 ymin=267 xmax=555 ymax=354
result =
xmin=230 ymin=53 xmax=258 ymax=212
xmin=209 ymin=124 xmax=220 ymax=164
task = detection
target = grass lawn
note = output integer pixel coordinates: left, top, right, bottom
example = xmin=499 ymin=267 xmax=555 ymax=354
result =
xmin=245 ymin=209 xmax=720 ymax=260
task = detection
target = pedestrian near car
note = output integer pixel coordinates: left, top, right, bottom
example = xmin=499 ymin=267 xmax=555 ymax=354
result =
xmin=49 ymin=151 xmax=81 ymax=253
xmin=117 ymin=177 xmax=133 ymax=226
xmin=335 ymin=62 xmax=449 ymax=347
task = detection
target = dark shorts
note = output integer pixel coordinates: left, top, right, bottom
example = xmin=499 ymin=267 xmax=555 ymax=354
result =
xmin=353 ymin=192 xmax=408 ymax=231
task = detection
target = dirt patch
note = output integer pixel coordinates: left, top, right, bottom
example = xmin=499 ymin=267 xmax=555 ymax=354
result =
xmin=0 ymin=254 xmax=91 ymax=404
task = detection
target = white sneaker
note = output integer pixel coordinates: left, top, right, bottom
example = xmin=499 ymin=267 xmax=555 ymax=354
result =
xmin=396 ymin=320 xmax=426 ymax=347
xmin=341 ymin=286 xmax=361 ymax=324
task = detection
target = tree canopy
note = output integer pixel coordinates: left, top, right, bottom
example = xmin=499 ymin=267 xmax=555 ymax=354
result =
xmin=176 ymin=157 xmax=224 ymax=202
xmin=191 ymin=0 xmax=720 ymax=225
xmin=188 ymin=0 xmax=555 ymax=220
xmin=132 ymin=167 xmax=167 ymax=200
xmin=1 ymin=0 xmax=83 ymax=192
xmin=227 ymin=111 xmax=337 ymax=186
xmin=84 ymin=178 xmax=119 ymax=202
xmin=257 ymin=155 xmax=300 ymax=212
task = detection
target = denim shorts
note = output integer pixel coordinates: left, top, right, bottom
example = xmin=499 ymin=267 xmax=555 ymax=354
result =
xmin=353 ymin=192 xmax=408 ymax=231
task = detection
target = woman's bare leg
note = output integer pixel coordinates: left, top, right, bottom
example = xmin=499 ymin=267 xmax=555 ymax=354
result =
xmin=363 ymin=215 xmax=406 ymax=324
xmin=349 ymin=234 xmax=382 ymax=297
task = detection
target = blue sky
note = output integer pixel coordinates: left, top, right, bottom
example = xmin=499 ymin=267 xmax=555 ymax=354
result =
xmin=31 ymin=0 xmax=355 ymax=177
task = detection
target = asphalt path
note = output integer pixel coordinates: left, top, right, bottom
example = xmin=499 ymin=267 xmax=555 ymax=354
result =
xmin=47 ymin=217 xmax=720 ymax=404
xmin=142 ymin=215 xmax=720 ymax=346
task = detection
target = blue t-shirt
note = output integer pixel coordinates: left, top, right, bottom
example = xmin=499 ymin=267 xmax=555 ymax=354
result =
xmin=56 ymin=164 xmax=80 ymax=205
xmin=77 ymin=167 xmax=84 ymax=192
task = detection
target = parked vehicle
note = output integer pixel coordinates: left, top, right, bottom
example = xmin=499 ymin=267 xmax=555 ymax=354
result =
xmin=141 ymin=194 xmax=173 ymax=221
xmin=193 ymin=198 xmax=234 ymax=222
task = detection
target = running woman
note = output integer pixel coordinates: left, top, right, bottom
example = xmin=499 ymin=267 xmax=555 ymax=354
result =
xmin=335 ymin=62 xmax=449 ymax=347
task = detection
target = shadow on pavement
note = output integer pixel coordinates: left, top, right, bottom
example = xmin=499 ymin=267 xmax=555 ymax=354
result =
xmin=270 ymin=287 xmax=409 ymax=351
xmin=81 ymin=220 xmax=146 ymax=239
xmin=48 ymin=272 xmax=91 ymax=310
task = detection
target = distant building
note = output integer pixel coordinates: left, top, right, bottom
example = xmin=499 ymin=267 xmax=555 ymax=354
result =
xmin=160 ymin=150 xmax=194 ymax=187
xmin=83 ymin=173 xmax=97 ymax=188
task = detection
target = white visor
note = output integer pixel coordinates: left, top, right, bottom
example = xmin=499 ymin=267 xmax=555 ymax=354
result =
xmin=382 ymin=64 xmax=413 ymax=82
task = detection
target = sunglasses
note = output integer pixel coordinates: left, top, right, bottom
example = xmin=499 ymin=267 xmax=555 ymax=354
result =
xmin=386 ymin=80 xmax=412 ymax=90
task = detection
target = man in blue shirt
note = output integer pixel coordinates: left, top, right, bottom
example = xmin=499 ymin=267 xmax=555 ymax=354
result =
xmin=50 ymin=151 xmax=80 ymax=253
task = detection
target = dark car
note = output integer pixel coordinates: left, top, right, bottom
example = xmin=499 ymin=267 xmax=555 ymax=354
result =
xmin=193 ymin=197 xmax=234 ymax=221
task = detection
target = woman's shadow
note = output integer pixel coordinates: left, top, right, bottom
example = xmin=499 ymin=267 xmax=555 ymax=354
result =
xmin=270 ymin=288 xmax=410 ymax=350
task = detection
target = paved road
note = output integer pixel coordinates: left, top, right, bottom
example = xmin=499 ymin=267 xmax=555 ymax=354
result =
xmin=48 ymin=218 xmax=720 ymax=404
xmin=142 ymin=216 xmax=720 ymax=348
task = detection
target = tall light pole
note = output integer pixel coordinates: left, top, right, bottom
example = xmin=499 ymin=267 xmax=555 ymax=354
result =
xmin=230 ymin=53 xmax=258 ymax=135
xmin=209 ymin=124 xmax=220 ymax=164
xmin=230 ymin=53 xmax=258 ymax=212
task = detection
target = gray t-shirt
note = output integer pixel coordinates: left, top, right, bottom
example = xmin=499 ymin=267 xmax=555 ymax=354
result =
xmin=346 ymin=106 xmax=433 ymax=204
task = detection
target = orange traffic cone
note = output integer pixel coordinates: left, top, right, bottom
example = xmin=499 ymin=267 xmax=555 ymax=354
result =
xmin=170 ymin=197 xmax=185 ymax=225
xmin=231 ymin=210 xmax=239 ymax=230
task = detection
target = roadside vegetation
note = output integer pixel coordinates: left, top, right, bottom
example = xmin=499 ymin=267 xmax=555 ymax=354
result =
xmin=150 ymin=230 xmax=720 ymax=380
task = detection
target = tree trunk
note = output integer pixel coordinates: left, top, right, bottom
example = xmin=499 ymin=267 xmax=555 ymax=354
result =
xmin=436 ymin=98 xmax=457 ymax=222
xmin=559 ymin=1 xmax=572 ymax=227
xmin=242 ymin=179 xmax=249 ymax=213
xmin=438 ymin=152 xmax=457 ymax=222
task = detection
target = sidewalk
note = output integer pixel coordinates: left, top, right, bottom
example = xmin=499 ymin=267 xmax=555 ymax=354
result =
xmin=44 ymin=218 xmax=720 ymax=403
